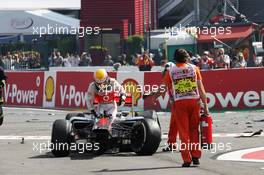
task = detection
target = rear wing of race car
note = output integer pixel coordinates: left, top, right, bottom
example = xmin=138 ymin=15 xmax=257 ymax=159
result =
xmin=115 ymin=93 xmax=132 ymax=105
xmin=115 ymin=93 xmax=135 ymax=117
xmin=93 ymin=93 xmax=132 ymax=105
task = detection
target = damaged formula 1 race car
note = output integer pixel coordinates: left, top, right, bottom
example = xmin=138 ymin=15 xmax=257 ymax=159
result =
xmin=50 ymin=95 xmax=161 ymax=157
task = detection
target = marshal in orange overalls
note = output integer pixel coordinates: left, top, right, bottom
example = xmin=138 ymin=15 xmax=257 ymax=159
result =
xmin=163 ymin=63 xmax=202 ymax=163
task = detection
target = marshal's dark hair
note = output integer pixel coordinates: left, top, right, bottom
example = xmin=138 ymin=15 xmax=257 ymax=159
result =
xmin=174 ymin=49 xmax=190 ymax=63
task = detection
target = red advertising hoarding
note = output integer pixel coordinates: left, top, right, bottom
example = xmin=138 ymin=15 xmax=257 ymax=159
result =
xmin=144 ymin=68 xmax=264 ymax=110
xmin=4 ymin=72 xmax=44 ymax=107
xmin=144 ymin=72 xmax=169 ymax=110
xmin=55 ymin=71 xmax=117 ymax=109
xmin=3 ymin=68 xmax=264 ymax=111
xmin=202 ymin=68 xmax=264 ymax=110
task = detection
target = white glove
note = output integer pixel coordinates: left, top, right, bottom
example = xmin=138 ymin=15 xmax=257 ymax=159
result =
xmin=119 ymin=95 xmax=126 ymax=107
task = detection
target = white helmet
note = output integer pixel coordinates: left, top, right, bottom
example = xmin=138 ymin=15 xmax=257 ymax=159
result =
xmin=94 ymin=69 xmax=108 ymax=84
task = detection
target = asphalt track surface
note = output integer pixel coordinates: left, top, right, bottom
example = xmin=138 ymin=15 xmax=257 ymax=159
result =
xmin=0 ymin=107 xmax=264 ymax=175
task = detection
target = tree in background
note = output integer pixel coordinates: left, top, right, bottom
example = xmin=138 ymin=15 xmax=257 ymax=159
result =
xmin=126 ymin=35 xmax=144 ymax=56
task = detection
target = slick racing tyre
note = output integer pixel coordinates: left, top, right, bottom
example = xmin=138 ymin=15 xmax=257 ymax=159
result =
xmin=0 ymin=115 xmax=3 ymax=126
xmin=137 ymin=110 xmax=161 ymax=129
xmin=0 ymin=105 xmax=3 ymax=126
xmin=131 ymin=118 xmax=161 ymax=155
xmin=65 ymin=113 xmax=85 ymax=120
xmin=51 ymin=119 xmax=71 ymax=157
xmin=139 ymin=110 xmax=158 ymax=120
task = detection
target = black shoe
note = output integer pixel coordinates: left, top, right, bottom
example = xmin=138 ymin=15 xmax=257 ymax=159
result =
xmin=192 ymin=157 xmax=200 ymax=165
xmin=182 ymin=162 xmax=191 ymax=167
xmin=162 ymin=144 xmax=172 ymax=152
xmin=0 ymin=116 xmax=3 ymax=126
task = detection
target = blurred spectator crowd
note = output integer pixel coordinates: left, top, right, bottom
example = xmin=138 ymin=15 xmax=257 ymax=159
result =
xmin=48 ymin=51 xmax=126 ymax=67
xmin=1 ymin=48 xmax=264 ymax=71
xmin=0 ymin=51 xmax=41 ymax=70
xmin=48 ymin=48 xmax=264 ymax=71
xmin=187 ymin=48 xmax=264 ymax=70
xmin=49 ymin=51 xmax=92 ymax=67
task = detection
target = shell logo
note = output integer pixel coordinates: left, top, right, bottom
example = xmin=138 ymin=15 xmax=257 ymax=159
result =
xmin=45 ymin=76 xmax=54 ymax=102
xmin=122 ymin=79 xmax=141 ymax=106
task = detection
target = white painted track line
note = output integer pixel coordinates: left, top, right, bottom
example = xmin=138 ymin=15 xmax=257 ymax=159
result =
xmin=161 ymin=133 xmax=264 ymax=139
xmin=217 ymin=147 xmax=264 ymax=163
xmin=3 ymin=107 xmax=68 ymax=112
xmin=0 ymin=136 xmax=51 ymax=140
xmin=1 ymin=132 xmax=263 ymax=140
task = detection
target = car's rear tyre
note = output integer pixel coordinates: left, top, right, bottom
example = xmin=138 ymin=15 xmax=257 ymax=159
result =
xmin=0 ymin=116 xmax=3 ymax=126
xmin=137 ymin=110 xmax=161 ymax=128
xmin=0 ymin=105 xmax=3 ymax=126
xmin=65 ymin=113 xmax=84 ymax=120
xmin=51 ymin=119 xmax=71 ymax=157
xmin=131 ymin=118 xmax=161 ymax=155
